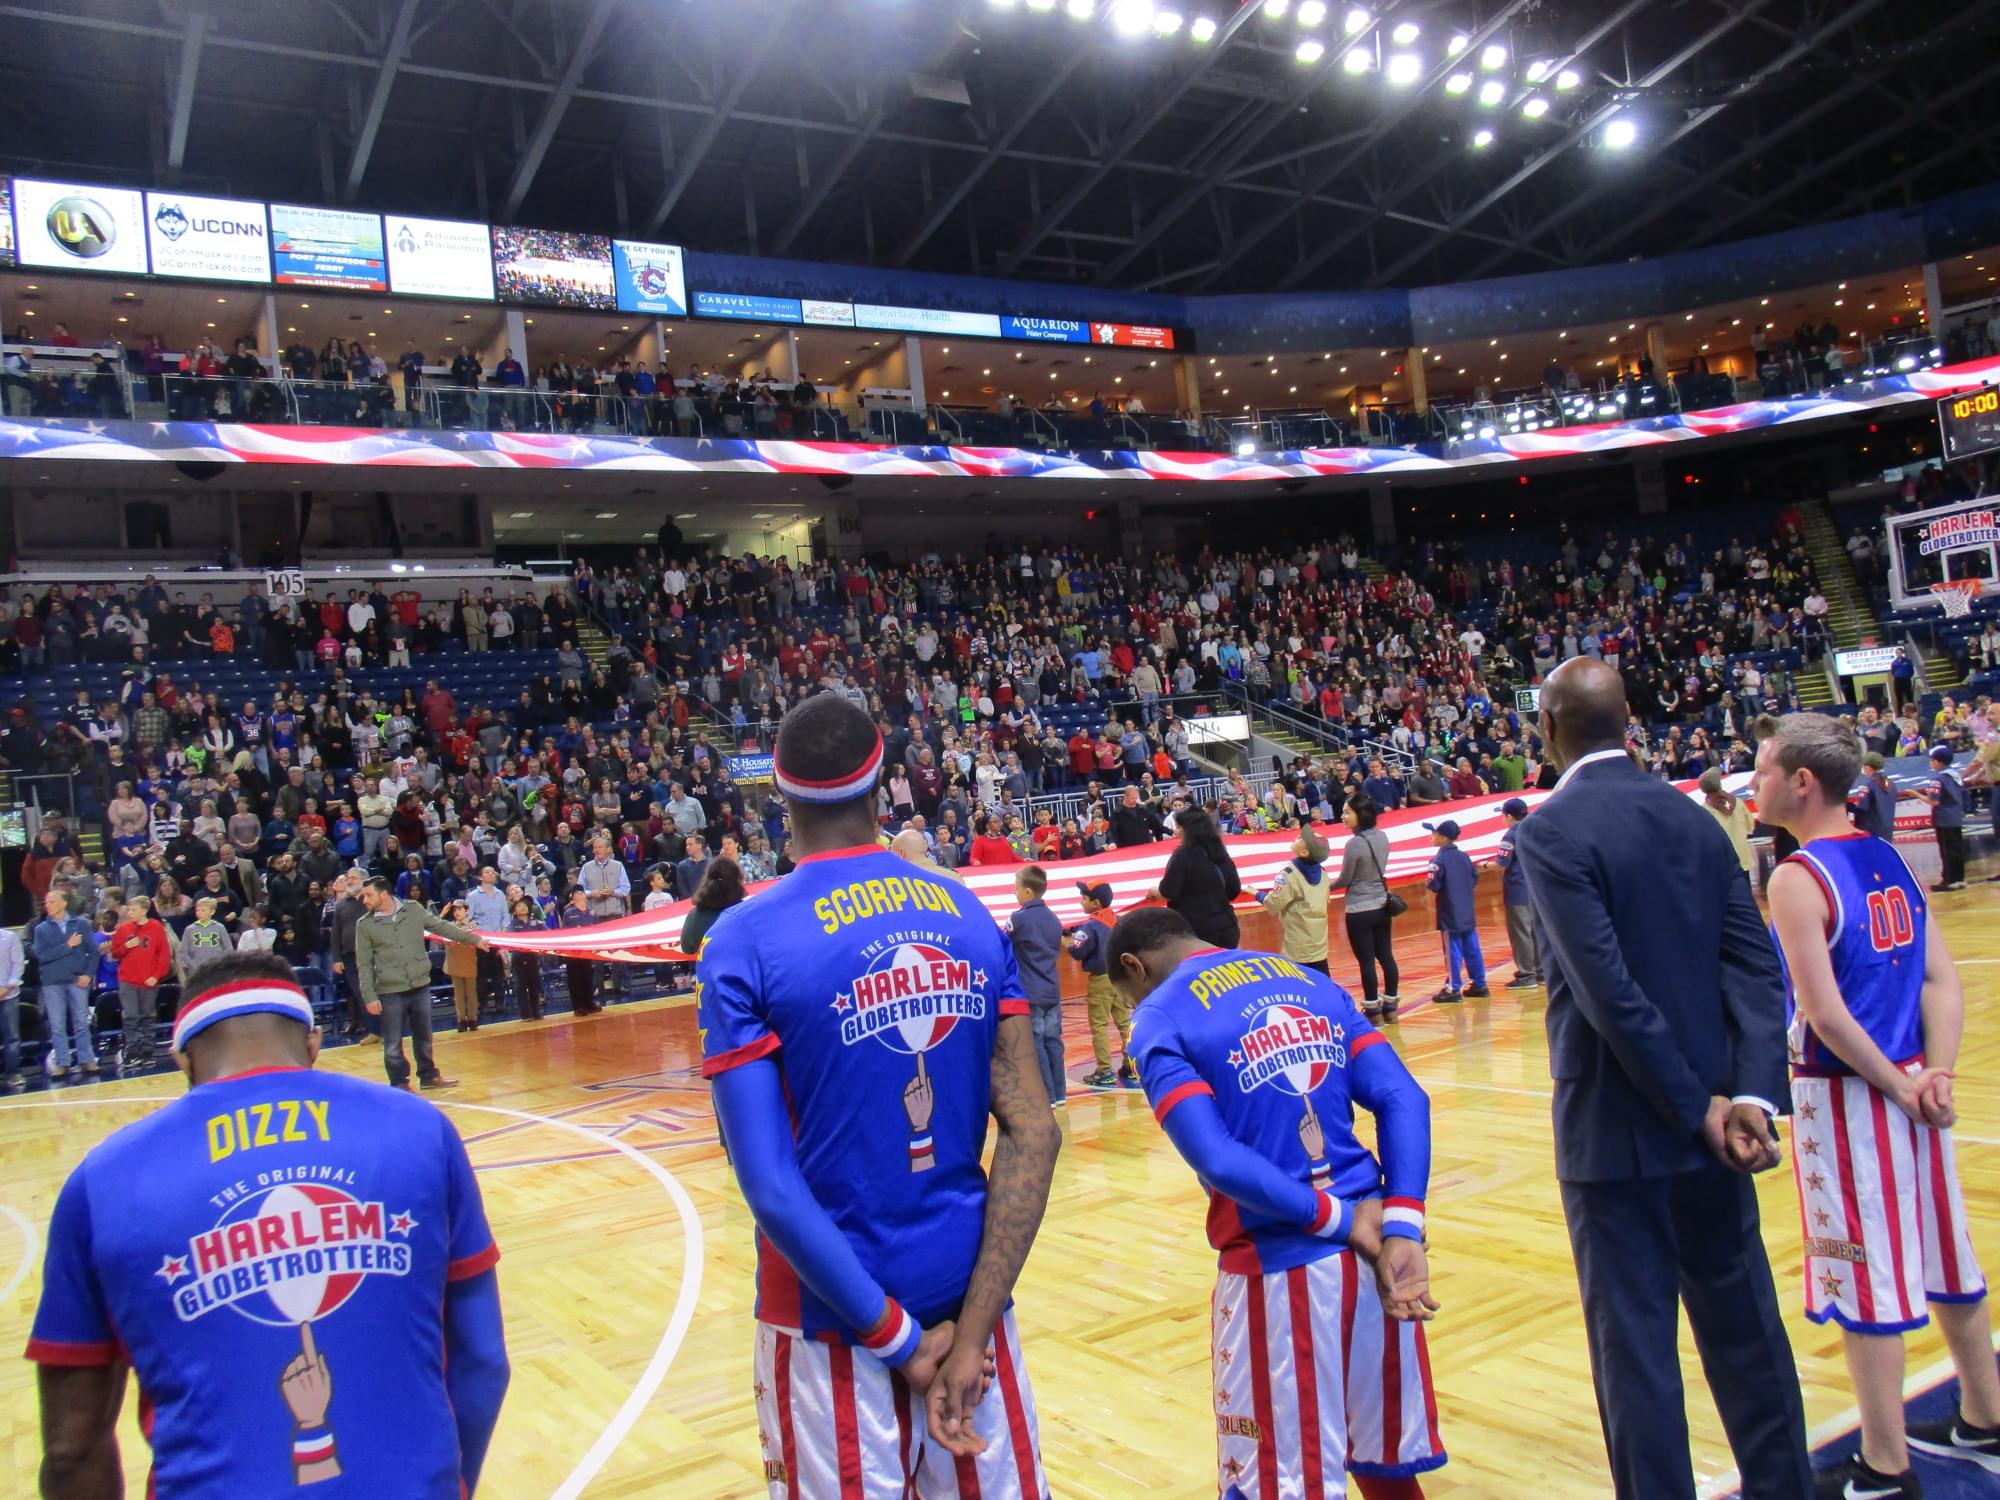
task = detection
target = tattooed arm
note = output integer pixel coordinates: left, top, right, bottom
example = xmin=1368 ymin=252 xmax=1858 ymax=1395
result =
xmin=926 ymin=1012 xmax=1060 ymax=1455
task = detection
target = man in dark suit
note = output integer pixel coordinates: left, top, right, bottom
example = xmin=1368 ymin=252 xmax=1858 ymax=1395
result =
xmin=1513 ymin=657 xmax=1811 ymax=1500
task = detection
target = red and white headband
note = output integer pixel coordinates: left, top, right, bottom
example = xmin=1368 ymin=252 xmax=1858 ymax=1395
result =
xmin=774 ymin=730 xmax=885 ymax=805
xmin=172 ymin=979 xmax=316 ymax=1053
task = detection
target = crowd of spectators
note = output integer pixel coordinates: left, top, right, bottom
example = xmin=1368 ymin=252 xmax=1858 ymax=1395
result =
xmin=0 ymin=501 xmax=1866 ymax=1078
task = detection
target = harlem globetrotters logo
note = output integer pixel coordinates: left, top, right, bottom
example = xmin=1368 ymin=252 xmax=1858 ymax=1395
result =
xmin=833 ymin=938 xmax=988 ymax=1173
xmin=154 ymin=1178 xmax=417 ymax=1486
xmin=1228 ymin=1003 xmax=1346 ymax=1175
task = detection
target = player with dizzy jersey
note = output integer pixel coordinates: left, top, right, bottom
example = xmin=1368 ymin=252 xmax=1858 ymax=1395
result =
xmin=1753 ymin=714 xmax=2000 ymax=1500
xmin=698 ymin=693 xmax=1062 ymax=1498
xmin=25 ymin=951 xmax=509 ymax=1497
xmin=1110 ymin=906 xmax=1443 ymax=1500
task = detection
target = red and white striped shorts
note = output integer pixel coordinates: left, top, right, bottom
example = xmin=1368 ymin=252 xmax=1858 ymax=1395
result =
xmin=1212 ymin=1251 xmax=1445 ymax=1497
xmin=753 ymin=1308 xmax=1048 ymax=1499
xmin=1791 ymin=1070 xmax=1987 ymax=1335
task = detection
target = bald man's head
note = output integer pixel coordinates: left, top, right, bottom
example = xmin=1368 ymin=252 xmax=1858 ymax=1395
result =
xmin=1539 ymin=656 xmax=1629 ymax=769
xmin=889 ymin=830 xmax=931 ymax=865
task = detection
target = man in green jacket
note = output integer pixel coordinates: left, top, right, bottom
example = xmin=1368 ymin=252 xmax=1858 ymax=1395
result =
xmin=354 ymin=877 xmax=483 ymax=1090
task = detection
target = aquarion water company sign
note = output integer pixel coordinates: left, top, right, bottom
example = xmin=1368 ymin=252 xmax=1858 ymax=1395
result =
xmin=1919 ymin=510 xmax=2000 ymax=555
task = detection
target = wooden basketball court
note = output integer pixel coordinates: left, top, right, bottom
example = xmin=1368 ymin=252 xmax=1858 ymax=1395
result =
xmin=0 ymin=881 xmax=1994 ymax=1498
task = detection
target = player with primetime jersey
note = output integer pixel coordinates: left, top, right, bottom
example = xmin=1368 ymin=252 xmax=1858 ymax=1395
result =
xmin=1752 ymin=714 xmax=2000 ymax=1498
xmin=1108 ymin=905 xmax=1443 ymax=1499
xmin=698 ymin=692 xmax=1062 ymax=1498
xmin=25 ymin=950 xmax=509 ymax=1497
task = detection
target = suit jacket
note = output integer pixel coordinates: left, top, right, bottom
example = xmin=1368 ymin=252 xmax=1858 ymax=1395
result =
xmin=1513 ymin=752 xmax=1789 ymax=1183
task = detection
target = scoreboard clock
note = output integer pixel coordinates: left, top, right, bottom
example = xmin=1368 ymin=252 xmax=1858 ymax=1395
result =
xmin=1939 ymin=384 xmax=2000 ymax=461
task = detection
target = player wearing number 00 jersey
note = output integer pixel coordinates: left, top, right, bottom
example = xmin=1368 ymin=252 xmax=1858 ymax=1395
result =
xmin=24 ymin=951 xmax=509 ymax=1497
xmin=699 ymin=692 xmax=1061 ymax=1499
xmin=1754 ymin=716 xmax=2000 ymax=1500
xmin=1109 ymin=907 xmax=1442 ymax=1500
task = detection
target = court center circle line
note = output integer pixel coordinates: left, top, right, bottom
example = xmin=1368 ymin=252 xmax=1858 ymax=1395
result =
xmin=0 ymin=1090 xmax=706 ymax=1500
xmin=0 ymin=1203 xmax=36 ymax=1306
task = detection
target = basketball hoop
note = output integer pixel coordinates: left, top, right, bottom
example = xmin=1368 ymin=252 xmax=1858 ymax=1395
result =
xmin=1930 ymin=578 xmax=1983 ymax=619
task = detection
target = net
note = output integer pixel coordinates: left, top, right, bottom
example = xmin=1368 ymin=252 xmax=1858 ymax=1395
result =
xmin=1931 ymin=578 xmax=1983 ymax=618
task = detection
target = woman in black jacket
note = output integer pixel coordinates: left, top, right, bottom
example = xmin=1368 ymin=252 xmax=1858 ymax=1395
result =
xmin=1155 ymin=805 xmax=1242 ymax=948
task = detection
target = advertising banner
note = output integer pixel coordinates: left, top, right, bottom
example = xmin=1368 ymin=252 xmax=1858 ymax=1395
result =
xmin=144 ymin=191 xmax=272 ymax=284
xmin=692 ymin=290 xmax=802 ymax=323
xmin=270 ymin=204 xmax=387 ymax=291
xmin=384 ymin=215 xmax=495 ymax=300
xmin=853 ymin=304 xmax=1003 ymax=338
xmin=0 ymin=179 xmax=13 ymax=267
xmin=11 ymin=178 xmax=149 ymax=274
xmin=999 ymin=316 xmax=1090 ymax=344
xmin=611 ymin=240 xmax=688 ymax=317
xmin=1090 ymin=322 xmax=1176 ymax=349
xmin=802 ymin=299 xmax=855 ymax=327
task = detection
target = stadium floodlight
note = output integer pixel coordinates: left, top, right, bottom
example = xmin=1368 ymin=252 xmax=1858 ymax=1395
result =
xmin=1471 ymin=127 xmax=1494 ymax=147
xmin=1064 ymin=0 xmax=1094 ymax=17
xmin=988 ymin=0 xmax=1017 ymax=8
xmin=1602 ymin=115 xmax=1637 ymax=148
xmin=1524 ymin=58 xmax=1551 ymax=82
xmin=1263 ymin=0 xmax=1288 ymax=16
xmin=1896 ymin=354 xmax=1918 ymax=372
xmin=1477 ymin=425 xmax=1497 ymax=440
xmin=1236 ymin=439 xmax=1257 ymax=455
xmin=1296 ymin=0 xmax=1326 ymax=24
xmin=1386 ymin=51 xmax=1421 ymax=85
xmin=1343 ymin=5 xmax=1369 ymax=34
xmin=1342 ymin=44 xmax=1373 ymax=72
xmin=1555 ymin=66 xmax=1581 ymax=90
xmin=1521 ymin=95 xmax=1549 ymax=118
xmin=1446 ymin=32 xmax=1469 ymax=55
xmin=1153 ymin=7 xmax=1182 ymax=32
xmin=1480 ymin=42 xmax=1507 ymax=69
xmin=1110 ymin=0 xmax=1153 ymax=34
xmin=1189 ymin=12 xmax=1217 ymax=39
xmin=1296 ymin=37 xmax=1325 ymax=61
xmin=1445 ymin=71 xmax=1473 ymax=94
xmin=1026 ymin=0 xmax=1056 ymax=9
xmin=1390 ymin=19 xmax=1418 ymax=43
xmin=1477 ymin=78 xmax=1505 ymax=106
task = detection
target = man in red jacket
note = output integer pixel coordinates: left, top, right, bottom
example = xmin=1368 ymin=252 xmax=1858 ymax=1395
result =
xmin=110 ymin=897 xmax=174 ymax=1070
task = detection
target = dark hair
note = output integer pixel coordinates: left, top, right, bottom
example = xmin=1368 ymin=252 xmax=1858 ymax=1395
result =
xmin=1106 ymin=905 xmax=1196 ymax=971
xmin=364 ymin=876 xmax=393 ymax=895
xmin=1347 ymin=792 xmax=1380 ymax=830
xmin=1175 ymin=804 xmax=1229 ymax=866
xmin=692 ymin=855 xmax=747 ymax=911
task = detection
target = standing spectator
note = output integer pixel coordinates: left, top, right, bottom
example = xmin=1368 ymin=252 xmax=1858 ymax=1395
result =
xmin=33 ymin=891 xmax=99 ymax=1079
xmin=673 ymin=835 xmax=710 ymax=901
xmin=1920 ymin=745 xmax=1968 ymax=891
xmin=1007 ymin=863 xmax=1066 ymax=1107
xmin=465 ymin=866 xmax=510 ymax=1018
xmin=1259 ymin=827 xmax=1331 ymax=974
xmin=1066 ymin=882 xmax=1134 ymax=1088
xmin=508 ymin=896 xmax=546 ymax=1020
xmin=1331 ymin=793 xmax=1400 ymax=1020
xmin=678 ymin=856 xmax=746 ymax=954
xmin=110 ymin=897 xmax=173 ymax=1070
xmin=1424 ymin=820 xmax=1488 ymax=1002
xmin=1850 ymin=751 xmax=1897 ymax=841
xmin=442 ymin=902 xmax=482 ymax=1033
xmin=353 ymin=876 xmax=476 ymax=1091
xmin=0 ymin=919 xmax=21 ymax=1091
xmin=580 ymin=835 xmax=631 ymax=919
xmin=1109 ymin=785 xmax=1164 ymax=847
xmin=178 ymin=898 xmax=232 ymax=983
xmin=558 ymin=887 xmax=601 ymax=1015
xmin=1156 ymin=806 xmax=1242 ymax=949
xmin=1495 ymin=798 xmax=1542 ymax=990
xmin=330 ymin=870 xmax=369 ymax=1041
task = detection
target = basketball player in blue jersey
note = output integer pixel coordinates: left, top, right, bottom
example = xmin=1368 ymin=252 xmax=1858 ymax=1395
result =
xmin=1753 ymin=714 xmax=2000 ymax=1498
xmin=698 ymin=692 xmax=1062 ymax=1499
xmin=26 ymin=950 xmax=509 ymax=1497
xmin=1109 ymin=905 xmax=1443 ymax=1500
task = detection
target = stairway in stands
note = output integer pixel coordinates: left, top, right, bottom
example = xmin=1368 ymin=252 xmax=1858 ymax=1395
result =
xmin=1798 ymin=500 xmax=1882 ymax=707
xmin=575 ymin=618 xmax=724 ymax=739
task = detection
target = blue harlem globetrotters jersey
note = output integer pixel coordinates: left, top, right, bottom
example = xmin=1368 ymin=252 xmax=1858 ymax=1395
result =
xmin=1132 ymin=947 xmax=1429 ymax=1274
xmin=27 ymin=1067 xmax=498 ymax=1497
xmin=697 ymin=844 xmax=1027 ymax=1339
xmin=1777 ymin=832 xmax=1928 ymax=1074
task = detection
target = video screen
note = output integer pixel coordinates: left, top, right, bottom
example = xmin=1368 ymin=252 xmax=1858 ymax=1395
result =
xmin=492 ymin=225 xmax=614 ymax=310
